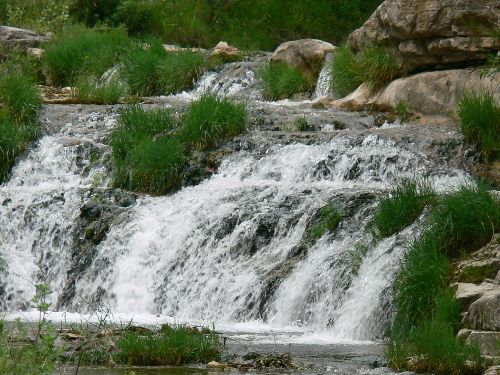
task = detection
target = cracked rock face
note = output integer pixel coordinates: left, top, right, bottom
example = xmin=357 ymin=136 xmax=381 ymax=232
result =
xmin=0 ymin=26 xmax=51 ymax=56
xmin=347 ymin=0 xmax=500 ymax=71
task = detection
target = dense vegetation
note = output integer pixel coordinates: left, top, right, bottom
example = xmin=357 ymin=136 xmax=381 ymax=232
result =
xmin=111 ymin=95 xmax=247 ymax=194
xmin=1 ymin=0 xmax=383 ymax=50
xmin=0 ymin=63 xmax=40 ymax=182
xmin=259 ymin=62 xmax=314 ymax=100
xmin=380 ymin=183 xmax=500 ymax=375
xmin=457 ymin=91 xmax=500 ymax=162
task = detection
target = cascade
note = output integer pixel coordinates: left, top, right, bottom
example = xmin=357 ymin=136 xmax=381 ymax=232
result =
xmin=0 ymin=58 xmax=469 ymax=343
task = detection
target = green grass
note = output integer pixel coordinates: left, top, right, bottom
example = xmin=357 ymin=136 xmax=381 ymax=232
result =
xmin=331 ymin=45 xmax=401 ymax=97
xmin=386 ymin=184 xmax=498 ymax=375
xmin=308 ymin=205 xmax=343 ymax=241
xmin=457 ymin=91 xmax=500 ymax=162
xmin=114 ymin=325 xmax=222 ymax=366
xmin=179 ymin=94 xmax=247 ymax=149
xmin=111 ymin=106 xmax=181 ymax=194
xmin=72 ymin=76 xmax=125 ymax=104
xmin=3 ymin=0 xmax=73 ymax=32
xmin=44 ymin=26 xmax=130 ymax=86
xmin=430 ymin=184 xmax=500 ymax=256
xmin=0 ymin=67 xmax=40 ymax=182
xmin=124 ymin=40 xmax=206 ymax=96
xmin=395 ymin=101 xmax=410 ymax=121
xmin=370 ymin=179 xmax=436 ymax=239
xmin=259 ymin=62 xmax=314 ymax=101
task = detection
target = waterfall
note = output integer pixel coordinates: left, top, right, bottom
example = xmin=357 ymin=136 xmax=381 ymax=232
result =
xmin=0 ymin=61 xmax=469 ymax=342
xmin=314 ymin=53 xmax=334 ymax=98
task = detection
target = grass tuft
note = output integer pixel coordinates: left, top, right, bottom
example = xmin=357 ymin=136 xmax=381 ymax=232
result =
xmin=114 ymin=325 xmax=222 ymax=366
xmin=259 ymin=62 xmax=313 ymax=101
xmin=457 ymin=91 xmax=500 ymax=162
xmin=370 ymin=179 xmax=436 ymax=239
xmin=331 ymin=45 xmax=401 ymax=97
xmin=72 ymin=76 xmax=125 ymax=104
xmin=44 ymin=26 xmax=130 ymax=86
xmin=180 ymin=94 xmax=247 ymax=149
xmin=124 ymin=39 xmax=206 ymax=97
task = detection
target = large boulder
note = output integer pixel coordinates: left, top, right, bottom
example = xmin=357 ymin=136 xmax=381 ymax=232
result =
xmin=347 ymin=0 xmax=500 ymax=71
xmin=462 ymin=290 xmax=500 ymax=332
xmin=330 ymin=68 xmax=500 ymax=115
xmin=271 ymin=39 xmax=336 ymax=81
xmin=0 ymin=26 xmax=50 ymax=54
xmin=210 ymin=41 xmax=241 ymax=62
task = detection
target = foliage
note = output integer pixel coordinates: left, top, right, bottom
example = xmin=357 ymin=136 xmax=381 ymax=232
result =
xmin=429 ymin=184 xmax=500 ymax=256
xmin=457 ymin=91 xmax=500 ymax=162
xmin=0 ymin=65 xmax=40 ymax=182
xmin=370 ymin=179 xmax=436 ymax=239
xmin=331 ymin=45 xmax=401 ymax=97
xmin=180 ymin=94 xmax=247 ymax=149
xmin=259 ymin=62 xmax=313 ymax=101
xmin=395 ymin=101 xmax=410 ymax=121
xmin=308 ymin=205 xmax=343 ymax=241
xmin=44 ymin=26 xmax=130 ymax=86
xmin=387 ymin=184 xmax=498 ymax=375
xmin=124 ymin=39 xmax=206 ymax=96
xmin=114 ymin=325 xmax=222 ymax=366
xmin=3 ymin=0 xmax=73 ymax=32
xmin=110 ymin=106 xmax=183 ymax=194
xmin=72 ymin=75 xmax=125 ymax=104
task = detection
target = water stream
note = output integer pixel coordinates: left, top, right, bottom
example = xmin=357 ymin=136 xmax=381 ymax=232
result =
xmin=0 ymin=57 xmax=469 ymax=373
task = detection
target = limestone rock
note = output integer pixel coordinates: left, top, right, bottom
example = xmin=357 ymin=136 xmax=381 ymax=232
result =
xmin=456 ymin=283 xmax=498 ymax=311
xmin=207 ymin=361 xmax=226 ymax=369
xmin=211 ymin=41 xmax=241 ymax=61
xmin=0 ymin=26 xmax=50 ymax=54
xmin=463 ymin=290 xmax=500 ymax=331
xmin=347 ymin=0 xmax=500 ymax=71
xmin=466 ymin=331 xmax=500 ymax=357
xmin=271 ymin=39 xmax=336 ymax=81
xmin=26 ymin=47 xmax=44 ymax=59
xmin=484 ymin=365 xmax=500 ymax=375
xmin=456 ymin=234 xmax=500 ymax=283
xmin=330 ymin=69 xmax=500 ymax=116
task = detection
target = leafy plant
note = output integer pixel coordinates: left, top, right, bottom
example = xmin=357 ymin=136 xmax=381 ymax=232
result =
xmin=259 ymin=62 xmax=313 ymax=100
xmin=180 ymin=94 xmax=247 ymax=149
xmin=370 ymin=179 xmax=436 ymax=239
xmin=457 ymin=91 xmax=500 ymax=162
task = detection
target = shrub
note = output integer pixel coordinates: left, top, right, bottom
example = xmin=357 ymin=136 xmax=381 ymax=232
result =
xmin=180 ymin=95 xmax=247 ymax=149
xmin=308 ymin=205 xmax=343 ymax=241
xmin=69 ymin=0 xmax=122 ymax=27
xmin=429 ymin=184 xmax=500 ymax=256
xmin=370 ymin=179 xmax=436 ymax=239
xmin=110 ymin=105 xmax=181 ymax=193
xmin=0 ymin=69 xmax=41 ymax=125
xmin=124 ymin=39 xmax=206 ymax=96
xmin=330 ymin=46 xmax=364 ymax=97
xmin=331 ymin=45 xmax=401 ymax=97
xmin=72 ymin=76 xmax=125 ymax=104
xmin=259 ymin=62 xmax=313 ymax=100
xmin=457 ymin=91 xmax=500 ymax=162
xmin=44 ymin=26 xmax=130 ymax=86
xmin=4 ymin=0 xmax=73 ymax=32
xmin=114 ymin=325 xmax=222 ymax=366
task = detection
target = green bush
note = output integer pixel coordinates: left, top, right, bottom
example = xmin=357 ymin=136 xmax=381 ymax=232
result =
xmin=72 ymin=76 xmax=125 ymax=104
xmin=0 ymin=67 xmax=40 ymax=182
xmin=114 ymin=325 xmax=222 ymax=366
xmin=370 ymin=179 xmax=436 ymax=239
xmin=457 ymin=91 xmax=500 ymax=162
xmin=180 ymin=94 xmax=247 ymax=149
xmin=44 ymin=26 xmax=130 ymax=86
xmin=429 ymin=184 xmax=500 ymax=256
xmin=3 ymin=0 xmax=73 ymax=32
xmin=69 ymin=0 xmax=122 ymax=27
xmin=0 ymin=69 xmax=41 ymax=125
xmin=259 ymin=62 xmax=313 ymax=100
xmin=111 ymin=105 xmax=181 ymax=194
xmin=124 ymin=39 xmax=206 ymax=96
xmin=331 ymin=45 xmax=401 ymax=97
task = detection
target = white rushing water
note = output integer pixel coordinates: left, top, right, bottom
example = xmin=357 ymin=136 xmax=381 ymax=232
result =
xmin=0 ymin=60 xmax=470 ymax=344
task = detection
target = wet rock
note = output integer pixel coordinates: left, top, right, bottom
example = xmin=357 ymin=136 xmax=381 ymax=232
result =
xmin=271 ymin=39 xmax=336 ymax=81
xmin=331 ymin=69 xmax=499 ymax=116
xmin=347 ymin=0 xmax=500 ymax=72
